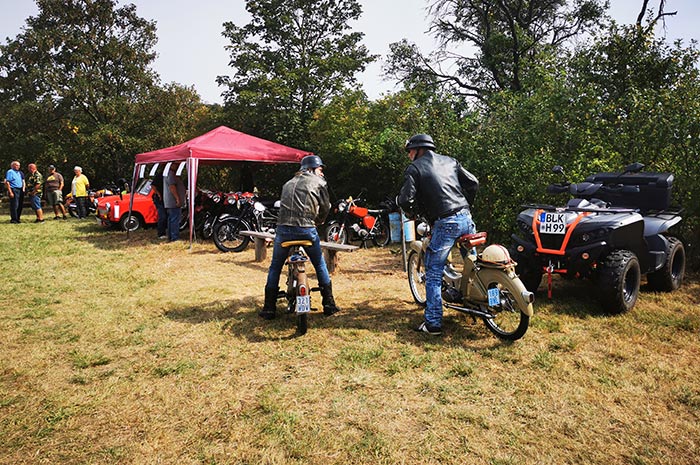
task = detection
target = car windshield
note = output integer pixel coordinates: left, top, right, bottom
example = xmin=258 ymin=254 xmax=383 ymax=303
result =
xmin=136 ymin=179 xmax=153 ymax=195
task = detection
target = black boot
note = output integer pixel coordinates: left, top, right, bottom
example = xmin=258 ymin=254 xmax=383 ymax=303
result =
xmin=259 ymin=286 xmax=278 ymax=320
xmin=320 ymin=282 xmax=341 ymax=316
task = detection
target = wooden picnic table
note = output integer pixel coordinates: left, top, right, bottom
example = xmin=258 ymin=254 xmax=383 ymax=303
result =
xmin=239 ymin=230 xmax=358 ymax=274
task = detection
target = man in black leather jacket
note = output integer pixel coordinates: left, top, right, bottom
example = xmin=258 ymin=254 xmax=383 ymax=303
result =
xmin=260 ymin=155 xmax=340 ymax=320
xmin=398 ymin=134 xmax=479 ymax=335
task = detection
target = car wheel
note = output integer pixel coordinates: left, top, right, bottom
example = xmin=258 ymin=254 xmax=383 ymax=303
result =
xmin=119 ymin=213 xmax=142 ymax=232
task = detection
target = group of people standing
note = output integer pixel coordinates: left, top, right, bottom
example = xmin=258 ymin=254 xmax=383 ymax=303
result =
xmin=4 ymin=161 xmax=91 ymax=223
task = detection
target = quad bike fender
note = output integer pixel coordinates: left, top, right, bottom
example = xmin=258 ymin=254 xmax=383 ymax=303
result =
xmin=478 ymin=266 xmax=534 ymax=317
xmin=643 ymin=215 xmax=682 ymax=236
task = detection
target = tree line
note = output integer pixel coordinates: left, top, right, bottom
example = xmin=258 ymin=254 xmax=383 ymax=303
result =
xmin=1 ymin=0 xmax=697 ymax=265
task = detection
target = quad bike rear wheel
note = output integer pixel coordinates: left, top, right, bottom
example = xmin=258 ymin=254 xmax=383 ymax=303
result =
xmin=597 ymin=250 xmax=640 ymax=313
xmin=647 ymin=237 xmax=685 ymax=292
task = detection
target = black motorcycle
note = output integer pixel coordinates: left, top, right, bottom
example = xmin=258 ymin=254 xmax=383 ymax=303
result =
xmin=212 ymin=193 xmax=279 ymax=252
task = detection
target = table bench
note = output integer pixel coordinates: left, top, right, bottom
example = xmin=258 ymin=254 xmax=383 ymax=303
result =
xmin=239 ymin=230 xmax=358 ymax=274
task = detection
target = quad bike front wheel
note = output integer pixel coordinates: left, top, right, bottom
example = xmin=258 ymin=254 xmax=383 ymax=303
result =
xmin=597 ymin=249 xmax=641 ymax=313
xmin=509 ymin=246 xmax=543 ymax=292
xmin=482 ymin=279 xmax=530 ymax=341
xmin=647 ymin=237 xmax=685 ymax=292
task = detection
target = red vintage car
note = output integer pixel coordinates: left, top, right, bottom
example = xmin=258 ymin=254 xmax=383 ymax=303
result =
xmin=96 ymin=179 xmax=159 ymax=231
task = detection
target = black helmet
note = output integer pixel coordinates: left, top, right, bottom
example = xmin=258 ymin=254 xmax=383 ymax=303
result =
xmin=300 ymin=155 xmax=324 ymax=170
xmin=405 ymin=133 xmax=435 ymax=151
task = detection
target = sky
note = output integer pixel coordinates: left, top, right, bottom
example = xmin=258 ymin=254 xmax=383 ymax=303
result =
xmin=1 ymin=0 xmax=698 ymax=104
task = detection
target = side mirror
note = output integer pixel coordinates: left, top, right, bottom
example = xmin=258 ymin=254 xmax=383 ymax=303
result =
xmin=623 ymin=162 xmax=644 ymax=174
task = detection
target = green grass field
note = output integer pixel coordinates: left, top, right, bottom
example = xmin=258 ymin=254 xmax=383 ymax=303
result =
xmin=1 ymin=212 xmax=698 ymax=464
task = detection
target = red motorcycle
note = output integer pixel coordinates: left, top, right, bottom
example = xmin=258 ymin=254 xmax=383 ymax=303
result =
xmin=324 ymin=195 xmax=391 ymax=247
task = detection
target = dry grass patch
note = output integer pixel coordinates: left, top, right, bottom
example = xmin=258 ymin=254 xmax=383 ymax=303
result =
xmin=0 ymin=216 xmax=699 ymax=464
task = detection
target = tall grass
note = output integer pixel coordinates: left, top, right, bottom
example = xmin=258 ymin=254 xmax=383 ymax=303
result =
xmin=0 ymin=212 xmax=698 ymax=464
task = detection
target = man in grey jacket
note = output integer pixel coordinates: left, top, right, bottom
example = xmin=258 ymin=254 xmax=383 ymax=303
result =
xmin=260 ymin=155 xmax=340 ymax=319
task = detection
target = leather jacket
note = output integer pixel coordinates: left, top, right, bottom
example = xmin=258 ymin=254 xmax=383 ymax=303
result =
xmin=277 ymin=170 xmax=331 ymax=228
xmin=398 ymin=150 xmax=479 ymax=222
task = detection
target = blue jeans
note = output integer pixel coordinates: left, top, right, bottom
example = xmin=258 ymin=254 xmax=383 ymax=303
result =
xmin=153 ymin=196 xmax=167 ymax=236
xmin=424 ymin=209 xmax=476 ymax=328
xmin=265 ymin=225 xmax=331 ymax=289
xmin=9 ymin=188 xmax=23 ymax=222
xmin=166 ymin=207 xmax=181 ymax=241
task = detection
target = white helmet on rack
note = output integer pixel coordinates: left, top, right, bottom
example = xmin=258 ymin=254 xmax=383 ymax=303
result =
xmin=480 ymin=244 xmax=513 ymax=266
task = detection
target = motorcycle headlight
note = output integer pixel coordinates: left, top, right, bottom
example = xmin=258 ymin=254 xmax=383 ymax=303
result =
xmin=254 ymin=201 xmax=266 ymax=212
xmin=212 ymin=194 xmax=221 ymax=203
xmin=416 ymin=222 xmax=430 ymax=236
xmin=227 ymin=196 xmax=236 ymax=205
xmin=337 ymin=201 xmax=346 ymax=212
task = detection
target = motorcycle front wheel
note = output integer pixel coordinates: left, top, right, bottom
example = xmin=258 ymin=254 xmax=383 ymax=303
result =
xmin=325 ymin=222 xmax=347 ymax=245
xmin=213 ymin=218 xmax=251 ymax=252
xmin=407 ymin=251 xmax=427 ymax=306
xmin=482 ymin=279 xmax=530 ymax=341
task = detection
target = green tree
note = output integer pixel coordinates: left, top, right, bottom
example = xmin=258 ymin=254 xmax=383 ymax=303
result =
xmin=385 ymin=0 xmax=607 ymax=100
xmin=0 ymin=0 xmax=208 ymax=186
xmin=217 ymin=0 xmax=377 ymax=149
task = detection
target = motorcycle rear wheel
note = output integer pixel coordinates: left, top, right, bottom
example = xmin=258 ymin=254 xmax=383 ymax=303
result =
xmin=372 ymin=219 xmax=391 ymax=247
xmin=482 ymin=279 xmax=530 ymax=341
xmin=407 ymin=251 xmax=427 ymax=306
xmin=213 ymin=218 xmax=251 ymax=252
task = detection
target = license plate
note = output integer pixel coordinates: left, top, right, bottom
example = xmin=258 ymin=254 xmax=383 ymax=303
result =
xmin=539 ymin=212 xmax=567 ymax=235
xmin=296 ymin=295 xmax=311 ymax=313
xmin=487 ymin=287 xmax=501 ymax=307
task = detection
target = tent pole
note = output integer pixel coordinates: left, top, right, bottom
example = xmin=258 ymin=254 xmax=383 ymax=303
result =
xmin=127 ymin=164 xmax=140 ymax=239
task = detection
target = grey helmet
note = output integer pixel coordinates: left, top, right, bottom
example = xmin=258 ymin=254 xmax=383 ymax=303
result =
xmin=300 ymin=154 xmax=324 ymax=170
xmin=405 ymin=133 xmax=436 ymax=151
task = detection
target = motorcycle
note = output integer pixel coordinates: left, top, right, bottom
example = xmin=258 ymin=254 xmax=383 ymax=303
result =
xmin=324 ymin=195 xmax=391 ymax=247
xmin=212 ymin=193 xmax=279 ymax=253
xmin=406 ymin=219 xmax=534 ymax=341
xmin=66 ymin=180 xmax=126 ymax=218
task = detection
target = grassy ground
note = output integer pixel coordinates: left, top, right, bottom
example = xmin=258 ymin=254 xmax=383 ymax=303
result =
xmin=0 ymin=212 xmax=698 ymax=465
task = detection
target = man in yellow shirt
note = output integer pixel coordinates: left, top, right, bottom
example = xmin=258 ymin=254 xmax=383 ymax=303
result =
xmin=71 ymin=166 xmax=90 ymax=219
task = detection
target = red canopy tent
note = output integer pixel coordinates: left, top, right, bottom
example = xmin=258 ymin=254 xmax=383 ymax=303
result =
xmin=129 ymin=126 xmax=312 ymax=245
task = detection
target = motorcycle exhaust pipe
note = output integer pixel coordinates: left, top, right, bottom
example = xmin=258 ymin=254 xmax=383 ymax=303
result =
xmin=521 ymin=290 xmax=535 ymax=304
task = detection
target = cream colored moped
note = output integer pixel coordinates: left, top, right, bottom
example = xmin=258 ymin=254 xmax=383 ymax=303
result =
xmin=407 ymin=222 xmax=534 ymax=340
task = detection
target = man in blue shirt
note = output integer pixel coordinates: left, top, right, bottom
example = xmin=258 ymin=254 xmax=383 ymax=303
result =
xmin=4 ymin=160 xmax=25 ymax=224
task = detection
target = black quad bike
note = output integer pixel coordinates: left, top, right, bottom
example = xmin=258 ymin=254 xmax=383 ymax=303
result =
xmin=510 ymin=163 xmax=685 ymax=313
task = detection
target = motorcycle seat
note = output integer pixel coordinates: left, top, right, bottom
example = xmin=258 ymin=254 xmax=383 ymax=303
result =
xmin=281 ymin=240 xmax=313 ymax=248
xmin=456 ymin=232 xmax=487 ymax=247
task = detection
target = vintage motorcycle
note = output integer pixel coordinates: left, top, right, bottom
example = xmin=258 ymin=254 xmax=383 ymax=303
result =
xmin=407 ymin=220 xmax=534 ymax=341
xmin=212 ymin=193 xmax=279 ymax=252
xmin=324 ymin=195 xmax=391 ymax=247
